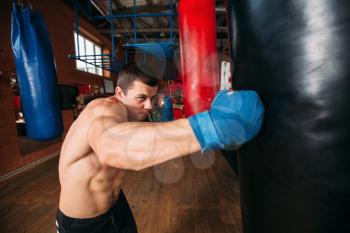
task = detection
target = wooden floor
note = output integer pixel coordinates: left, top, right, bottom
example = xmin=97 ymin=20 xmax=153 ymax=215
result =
xmin=0 ymin=151 xmax=242 ymax=233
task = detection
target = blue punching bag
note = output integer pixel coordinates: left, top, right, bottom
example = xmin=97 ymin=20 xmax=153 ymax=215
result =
xmin=160 ymin=96 xmax=173 ymax=122
xmin=11 ymin=2 xmax=63 ymax=140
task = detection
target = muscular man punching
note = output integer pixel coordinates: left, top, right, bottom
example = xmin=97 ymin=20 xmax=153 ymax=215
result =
xmin=56 ymin=63 xmax=264 ymax=233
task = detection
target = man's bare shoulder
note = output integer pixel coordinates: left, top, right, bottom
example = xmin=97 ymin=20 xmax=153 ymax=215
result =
xmin=59 ymin=97 xmax=127 ymax=167
xmin=83 ymin=96 xmax=128 ymax=122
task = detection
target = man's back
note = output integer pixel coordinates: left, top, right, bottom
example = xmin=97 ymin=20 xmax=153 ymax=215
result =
xmin=58 ymin=97 xmax=128 ymax=218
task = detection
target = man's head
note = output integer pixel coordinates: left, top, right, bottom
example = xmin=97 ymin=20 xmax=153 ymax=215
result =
xmin=115 ymin=63 xmax=159 ymax=121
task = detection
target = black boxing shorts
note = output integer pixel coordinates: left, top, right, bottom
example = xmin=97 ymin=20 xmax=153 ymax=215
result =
xmin=56 ymin=191 xmax=137 ymax=233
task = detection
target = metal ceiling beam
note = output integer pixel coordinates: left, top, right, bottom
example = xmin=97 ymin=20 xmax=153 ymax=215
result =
xmin=118 ymin=5 xmax=175 ymax=14
xmin=99 ymin=27 xmax=227 ymax=34
xmin=120 ymin=39 xmax=227 ymax=47
xmin=91 ymin=0 xmax=108 ymax=17
xmin=100 ymin=28 xmax=178 ymax=34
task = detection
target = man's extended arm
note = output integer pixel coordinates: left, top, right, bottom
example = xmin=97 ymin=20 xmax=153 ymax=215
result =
xmin=88 ymin=118 xmax=200 ymax=171
xmin=88 ymin=90 xmax=264 ymax=171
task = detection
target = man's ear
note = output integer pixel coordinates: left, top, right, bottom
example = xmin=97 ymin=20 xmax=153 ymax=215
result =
xmin=115 ymin=86 xmax=125 ymax=100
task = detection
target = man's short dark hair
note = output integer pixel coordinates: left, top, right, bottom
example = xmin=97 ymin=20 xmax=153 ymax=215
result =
xmin=117 ymin=63 xmax=158 ymax=93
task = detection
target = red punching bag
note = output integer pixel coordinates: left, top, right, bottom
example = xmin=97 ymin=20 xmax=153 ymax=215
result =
xmin=178 ymin=0 xmax=220 ymax=116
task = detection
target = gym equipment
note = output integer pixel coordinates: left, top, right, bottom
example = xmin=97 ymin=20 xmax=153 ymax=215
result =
xmin=11 ymin=2 xmax=63 ymax=140
xmin=178 ymin=0 xmax=220 ymax=116
xmin=226 ymin=0 xmax=350 ymax=232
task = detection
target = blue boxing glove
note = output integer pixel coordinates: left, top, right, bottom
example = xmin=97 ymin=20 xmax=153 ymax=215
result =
xmin=189 ymin=90 xmax=264 ymax=151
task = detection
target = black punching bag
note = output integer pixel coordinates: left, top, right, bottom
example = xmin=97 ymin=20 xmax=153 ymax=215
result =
xmin=227 ymin=0 xmax=350 ymax=233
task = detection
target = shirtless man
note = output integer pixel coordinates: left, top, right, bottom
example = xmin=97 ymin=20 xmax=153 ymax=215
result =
xmin=56 ymin=63 xmax=264 ymax=233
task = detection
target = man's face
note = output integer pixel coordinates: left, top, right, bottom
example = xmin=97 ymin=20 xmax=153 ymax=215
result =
xmin=116 ymin=80 xmax=158 ymax=121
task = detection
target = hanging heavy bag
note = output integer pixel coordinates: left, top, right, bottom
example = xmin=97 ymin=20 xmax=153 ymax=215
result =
xmin=226 ymin=0 xmax=350 ymax=232
xmin=160 ymin=96 xmax=174 ymax=122
xmin=11 ymin=2 xmax=63 ymax=141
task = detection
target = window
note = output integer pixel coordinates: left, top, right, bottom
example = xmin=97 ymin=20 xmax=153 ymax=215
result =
xmin=74 ymin=32 xmax=103 ymax=76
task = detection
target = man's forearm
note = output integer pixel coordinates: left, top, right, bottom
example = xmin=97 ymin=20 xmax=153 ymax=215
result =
xmin=95 ymin=119 xmax=201 ymax=171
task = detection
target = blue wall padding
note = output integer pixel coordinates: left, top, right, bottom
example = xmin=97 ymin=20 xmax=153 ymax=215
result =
xmin=11 ymin=2 xmax=63 ymax=141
